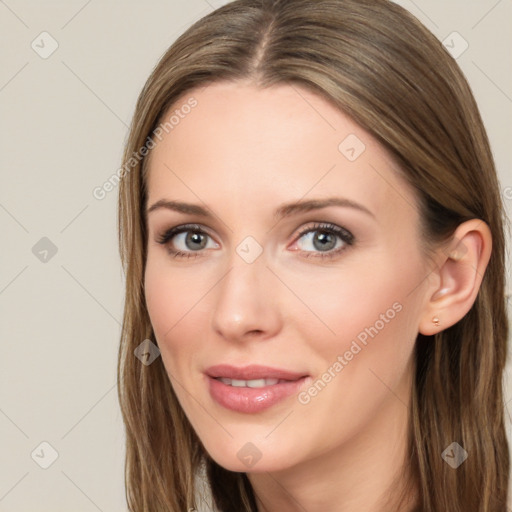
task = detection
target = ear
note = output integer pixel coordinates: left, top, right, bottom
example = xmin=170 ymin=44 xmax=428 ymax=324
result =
xmin=418 ymin=219 xmax=492 ymax=336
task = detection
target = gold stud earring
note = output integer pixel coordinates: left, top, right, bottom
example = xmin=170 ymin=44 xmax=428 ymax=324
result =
xmin=432 ymin=316 xmax=440 ymax=327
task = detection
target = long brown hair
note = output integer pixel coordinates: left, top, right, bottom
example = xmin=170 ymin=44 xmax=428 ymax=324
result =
xmin=117 ymin=1 xmax=510 ymax=510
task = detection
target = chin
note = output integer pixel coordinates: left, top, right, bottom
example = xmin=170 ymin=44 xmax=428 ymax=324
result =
xmin=200 ymin=435 xmax=299 ymax=474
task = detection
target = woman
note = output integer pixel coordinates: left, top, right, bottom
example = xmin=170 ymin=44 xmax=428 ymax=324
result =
xmin=116 ymin=0 xmax=510 ymax=510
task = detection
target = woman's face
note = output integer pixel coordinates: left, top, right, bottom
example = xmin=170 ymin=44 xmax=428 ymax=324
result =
xmin=144 ymin=81 xmax=432 ymax=473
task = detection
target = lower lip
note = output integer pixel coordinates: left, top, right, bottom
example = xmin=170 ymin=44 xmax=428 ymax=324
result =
xmin=207 ymin=376 xmax=308 ymax=413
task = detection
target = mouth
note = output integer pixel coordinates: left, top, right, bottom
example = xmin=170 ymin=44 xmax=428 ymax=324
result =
xmin=205 ymin=364 xmax=310 ymax=413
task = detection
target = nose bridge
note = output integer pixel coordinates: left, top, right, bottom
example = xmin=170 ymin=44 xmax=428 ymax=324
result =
xmin=211 ymin=248 xmax=281 ymax=341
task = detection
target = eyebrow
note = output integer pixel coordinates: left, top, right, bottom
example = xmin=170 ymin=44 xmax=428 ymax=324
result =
xmin=147 ymin=197 xmax=375 ymax=220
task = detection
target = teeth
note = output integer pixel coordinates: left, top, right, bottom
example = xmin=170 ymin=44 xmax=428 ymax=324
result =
xmin=218 ymin=377 xmax=280 ymax=388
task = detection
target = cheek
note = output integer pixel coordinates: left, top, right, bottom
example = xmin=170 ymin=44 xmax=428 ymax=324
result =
xmin=144 ymin=257 xmax=203 ymax=360
xmin=322 ymin=267 xmax=422 ymax=399
xmin=291 ymin=273 xmax=420 ymax=448
xmin=287 ymin=261 xmax=423 ymax=437
xmin=283 ymin=255 xmax=418 ymax=361
xmin=144 ymin=259 xmax=172 ymax=338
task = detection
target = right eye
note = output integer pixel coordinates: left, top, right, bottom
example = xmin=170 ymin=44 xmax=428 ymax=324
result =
xmin=157 ymin=224 xmax=219 ymax=259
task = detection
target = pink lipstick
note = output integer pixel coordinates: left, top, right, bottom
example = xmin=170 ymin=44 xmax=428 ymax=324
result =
xmin=205 ymin=364 xmax=309 ymax=413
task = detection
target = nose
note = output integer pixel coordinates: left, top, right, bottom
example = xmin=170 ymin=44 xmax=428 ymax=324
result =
xmin=211 ymin=254 xmax=283 ymax=343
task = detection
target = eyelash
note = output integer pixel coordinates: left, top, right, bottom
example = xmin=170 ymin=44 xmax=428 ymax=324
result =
xmin=156 ymin=222 xmax=355 ymax=261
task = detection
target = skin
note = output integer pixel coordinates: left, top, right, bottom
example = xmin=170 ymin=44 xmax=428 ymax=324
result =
xmin=143 ymin=81 xmax=492 ymax=511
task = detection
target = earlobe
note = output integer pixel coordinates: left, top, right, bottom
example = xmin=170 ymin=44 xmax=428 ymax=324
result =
xmin=418 ymin=219 xmax=492 ymax=336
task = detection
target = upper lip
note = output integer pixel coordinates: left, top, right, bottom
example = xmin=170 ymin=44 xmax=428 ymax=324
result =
xmin=205 ymin=364 xmax=308 ymax=381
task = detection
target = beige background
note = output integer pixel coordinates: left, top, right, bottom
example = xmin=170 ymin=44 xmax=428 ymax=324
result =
xmin=0 ymin=1 xmax=511 ymax=510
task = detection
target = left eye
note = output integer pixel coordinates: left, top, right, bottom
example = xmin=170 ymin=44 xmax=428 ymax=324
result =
xmin=291 ymin=223 xmax=354 ymax=258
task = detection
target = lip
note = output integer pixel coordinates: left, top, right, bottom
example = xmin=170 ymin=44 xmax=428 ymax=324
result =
xmin=205 ymin=364 xmax=308 ymax=381
xmin=205 ymin=364 xmax=310 ymax=414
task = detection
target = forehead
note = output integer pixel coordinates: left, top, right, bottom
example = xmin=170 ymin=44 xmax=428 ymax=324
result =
xmin=146 ymin=81 xmax=420 ymax=227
